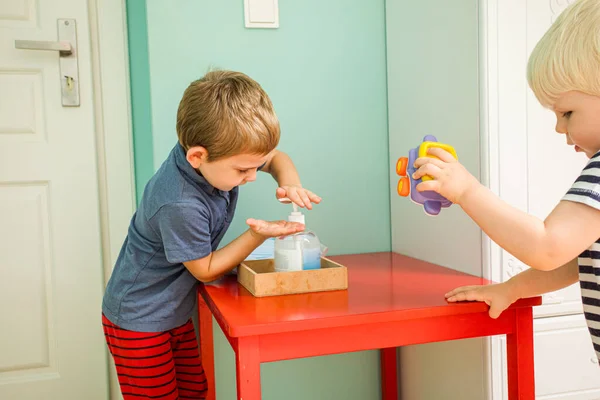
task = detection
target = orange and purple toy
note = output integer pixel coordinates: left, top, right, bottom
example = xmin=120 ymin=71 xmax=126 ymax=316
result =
xmin=396 ymin=135 xmax=458 ymax=216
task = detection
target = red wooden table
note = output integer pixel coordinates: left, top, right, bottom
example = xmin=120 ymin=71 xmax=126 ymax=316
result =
xmin=198 ymin=252 xmax=541 ymax=400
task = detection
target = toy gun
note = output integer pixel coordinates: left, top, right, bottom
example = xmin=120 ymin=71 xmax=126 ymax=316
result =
xmin=396 ymin=135 xmax=458 ymax=216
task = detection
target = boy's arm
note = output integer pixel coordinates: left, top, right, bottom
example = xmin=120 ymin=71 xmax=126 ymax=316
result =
xmin=506 ymin=257 xmax=579 ymax=299
xmin=260 ymin=150 xmax=321 ymax=209
xmin=414 ymin=148 xmax=600 ymax=271
xmin=446 ymin=258 xmax=579 ymax=318
xmin=260 ymin=150 xmax=301 ymax=187
xmin=183 ymin=229 xmax=264 ymax=282
xmin=183 ymin=218 xmax=303 ymax=282
xmin=459 ymin=187 xmax=600 ymax=271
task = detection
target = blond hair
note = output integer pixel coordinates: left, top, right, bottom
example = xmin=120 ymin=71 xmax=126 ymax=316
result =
xmin=527 ymin=0 xmax=600 ymax=107
xmin=176 ymin=70 xmax=280 ymax=160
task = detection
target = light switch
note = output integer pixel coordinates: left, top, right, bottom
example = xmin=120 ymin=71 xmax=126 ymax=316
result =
xmin=244 ymin=0 xmax=279 ymax=29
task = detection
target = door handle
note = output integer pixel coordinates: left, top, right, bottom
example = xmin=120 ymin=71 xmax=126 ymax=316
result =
xmin=14 ymin=19 xmax=80 ymax=107
xmin=14 ymin=40 xmax=72 ymax=55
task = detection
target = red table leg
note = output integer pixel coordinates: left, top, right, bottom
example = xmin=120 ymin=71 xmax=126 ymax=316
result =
xmin=381 ymin=347 xmax=398 ymax=400
xmin=506 ymin=308 xmax=535 ymax=400
xmin=236 ymin=336 xmax=261 ymax=400
xmin=199 ymin=295 xmax=216 ymax=400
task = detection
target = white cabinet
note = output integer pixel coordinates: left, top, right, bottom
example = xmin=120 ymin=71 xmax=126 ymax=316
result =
xmin=386 ymin=0 xmax=594 ymax=398
xmin=534 ymin=315 xmax=600 ymax=399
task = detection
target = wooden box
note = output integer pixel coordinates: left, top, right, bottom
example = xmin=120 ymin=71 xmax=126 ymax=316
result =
xmin=237 ymin=257 xmax=348 ymax=297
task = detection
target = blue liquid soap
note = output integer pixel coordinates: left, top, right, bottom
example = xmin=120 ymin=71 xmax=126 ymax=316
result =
xmin=274 ymin=200 xmax=324 ymax=272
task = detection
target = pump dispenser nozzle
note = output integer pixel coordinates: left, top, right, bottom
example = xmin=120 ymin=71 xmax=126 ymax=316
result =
xmin=278 ymin=198 xmax=305 ymax=225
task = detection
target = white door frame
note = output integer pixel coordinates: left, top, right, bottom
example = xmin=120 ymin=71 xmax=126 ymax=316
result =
xmin=91 ymin=0 xmax=136 ymax=278
xmin=479 ymin=0 xmax=499 ymax=398
xmin=90 ymin=0 xmax=136 ymax=397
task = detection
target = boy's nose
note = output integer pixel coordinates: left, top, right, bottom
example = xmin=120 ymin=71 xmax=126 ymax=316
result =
xmin=246 ymin=170 xmax=257 ymax=182
xmin=555 ymin=115 xmax=567 ymax=134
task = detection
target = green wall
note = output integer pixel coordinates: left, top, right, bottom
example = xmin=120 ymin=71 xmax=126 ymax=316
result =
xmin=127 ymin=0 xmax=391 ymax=398
xmin=126 ymin=0 xmax=154 ymax=200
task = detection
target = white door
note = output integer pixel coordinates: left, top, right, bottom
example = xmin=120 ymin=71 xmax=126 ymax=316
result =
xmin=525 ymin=0 xmax=586 ymax=318
xmin=0 ymin=0 xmax=109 ymax=399
xmin=495 ymin=0 xmax=586 ymax=319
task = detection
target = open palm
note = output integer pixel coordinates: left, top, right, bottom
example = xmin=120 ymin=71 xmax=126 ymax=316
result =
xmin=246 ymin=218 xmax=305 ymax=239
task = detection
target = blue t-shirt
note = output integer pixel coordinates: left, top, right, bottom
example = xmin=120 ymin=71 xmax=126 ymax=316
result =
xmin=102 ymin=143 xmax=238 ymax=332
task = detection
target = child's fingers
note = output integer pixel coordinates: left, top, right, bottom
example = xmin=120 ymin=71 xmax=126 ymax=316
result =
xmin=413 ymin=156 xmax=445 ymax=169
xmin=488 ymin=304 xmax=504 ymax=319
xmin=447 ymin=292 xmax=470 ymax=302
xmin=246 ymin=219 xmax=304 ymax=239
xmin=307 ymin=191 xmax=322 ymax=204
xmin=298 ymin=191 xmax=312 ymax=210
xmin=416 ymin=180 xmax=439 ymax=193
xmin=288 ymin=191 xmax=306 ymax=208
xmin=449 ymin=290 xmax=487 ymax=303
xmin=446 ymin=292 xmax=466 ymax=302
xmin=246 ymin=218 xmax=266 ymax=232
xmin=276 ymin=187 xmax=288 ymax=200
xmin=274 ymin=222 xmax=304 ymax=236
xmin=413 ymin=163 xmax=441 ymax=180
xmin=290 ymin=192 xmax=306 ymax=207
xmin=461 ymin=291 xmax=484 ymax=302
xmin=246 ymin=218 xmax=258 ymax=226
xmin=288 ymin=221 xmax=305 ymax=231
xmin=427 ymin=147 xmax=457 ymax=162
xmin=445 ymin=286 xmax=472 ymax=298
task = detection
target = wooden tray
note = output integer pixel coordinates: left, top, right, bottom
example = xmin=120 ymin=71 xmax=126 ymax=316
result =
xmin=237 ymin=257 xmax=348 ymax=297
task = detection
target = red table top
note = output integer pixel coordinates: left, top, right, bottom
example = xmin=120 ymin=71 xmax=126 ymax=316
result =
xmin=199 ymin=252 xmax=541 ymax=337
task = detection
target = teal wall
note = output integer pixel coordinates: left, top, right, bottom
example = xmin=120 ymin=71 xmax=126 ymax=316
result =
xmin=126 ymin=0 xmax=154 ymax=200
xmin=128 ymin=0 xmax=391 ymax=398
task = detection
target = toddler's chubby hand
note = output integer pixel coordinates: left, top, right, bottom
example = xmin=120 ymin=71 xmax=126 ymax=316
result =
xmin=276 ymin=185 xmax=321 ymax=210
xmin=445 ymin=283 xmax=517 ymax=319
xmin=412 ymin=147 xmax=480 ymax=204
xmin=246 ymin=218 xmax=305 ymax=240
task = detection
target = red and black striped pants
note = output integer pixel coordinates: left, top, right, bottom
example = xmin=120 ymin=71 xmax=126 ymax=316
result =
xmin=103 ymin=314 xmax=207 ymax=399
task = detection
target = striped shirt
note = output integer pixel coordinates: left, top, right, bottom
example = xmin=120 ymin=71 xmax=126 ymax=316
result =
xmin=563 ymin=152 xmax=600 ymax=362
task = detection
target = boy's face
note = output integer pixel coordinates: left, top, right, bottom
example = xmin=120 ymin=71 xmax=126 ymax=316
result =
xmin=186 ymin=147 xmax=270 ymax=191
xmin=553 ymin=91 xmax=600 ymax=159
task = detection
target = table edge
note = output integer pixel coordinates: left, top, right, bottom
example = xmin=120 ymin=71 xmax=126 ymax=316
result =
xmin=198 ymin=287 xmax=541 ymax=338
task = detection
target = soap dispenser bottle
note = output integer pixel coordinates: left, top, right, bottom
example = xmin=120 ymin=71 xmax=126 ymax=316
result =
xmin=274 ymin=201 xmax=323 ymax=272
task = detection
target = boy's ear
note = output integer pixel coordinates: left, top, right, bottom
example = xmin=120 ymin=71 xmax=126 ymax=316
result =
xmin=186 ymin=146 xmax=209 ymax=168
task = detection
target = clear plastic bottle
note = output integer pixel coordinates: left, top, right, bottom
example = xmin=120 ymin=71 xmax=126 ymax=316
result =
xmin=274 ymin=201 xmax=323 ymax=272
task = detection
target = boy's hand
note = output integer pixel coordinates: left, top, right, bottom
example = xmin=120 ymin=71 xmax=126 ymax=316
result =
xmin=445 ymin=283 xmax=518 ymax=319
xmin=412 ymin=148 xmax=480 ymax=204
xmin=246 ymin=218 xmax=305 ymax=240
xmin=276 ymin=185 xmax=321 ymax=210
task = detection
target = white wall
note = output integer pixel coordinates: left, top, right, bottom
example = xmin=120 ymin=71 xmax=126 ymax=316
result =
xmin=386 ymin=0 xmax=486 ymax=398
